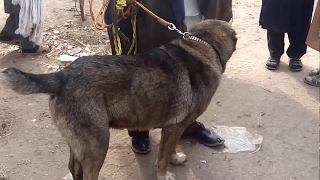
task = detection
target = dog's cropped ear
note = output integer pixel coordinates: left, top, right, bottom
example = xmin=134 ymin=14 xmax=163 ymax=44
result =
xmin=217 ymin=30 xmax=237 ymax=60
xmin=216 ymin=28 xmax=237 ymax=73
xmin=231 ymin=31 xmax=238 ymax=51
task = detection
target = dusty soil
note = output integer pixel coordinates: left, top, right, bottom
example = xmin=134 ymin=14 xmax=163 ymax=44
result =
xmin=0 ymin=0 xmax=319 ymax=180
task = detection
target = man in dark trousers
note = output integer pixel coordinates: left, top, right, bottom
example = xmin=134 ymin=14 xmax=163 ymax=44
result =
xmin=260 ymin=0 xmax=314 ymax=71
xmin=105 ymin=0 xmax=233 ymax=154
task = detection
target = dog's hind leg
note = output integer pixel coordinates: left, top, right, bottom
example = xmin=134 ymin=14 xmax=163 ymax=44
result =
xmin=68 ymin=129 xmax=110 ymax=180
xmin=81 ymin=131 xmax=110 ymax=180
xmin=63 ymin=116 xmax=110 ymax=180
xmin=69 ymin=147 xmax=83 ymax=180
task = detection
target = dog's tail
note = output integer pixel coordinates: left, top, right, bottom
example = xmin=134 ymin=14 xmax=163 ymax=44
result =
xmin=1 ymin=67 xmax=61 ymax=95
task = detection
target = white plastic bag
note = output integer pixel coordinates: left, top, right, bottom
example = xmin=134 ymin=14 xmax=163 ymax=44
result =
xmin=213 ymin=126 xmax=263 ymax=153
xmin=63 ymin=172 xmax=73 ymax=180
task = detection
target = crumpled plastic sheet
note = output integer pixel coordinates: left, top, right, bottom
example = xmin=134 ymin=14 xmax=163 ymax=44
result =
xmin=0 ymin=166 xmax=8 ymax=180
xmin=213 ymin=126 xmax=263 ymax=154
xmin=63 ymin=172 xmax=73 ymax=180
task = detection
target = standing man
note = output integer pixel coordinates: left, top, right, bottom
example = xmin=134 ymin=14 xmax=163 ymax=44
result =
xmin=0 ymin=0 xmax=49 ymax=54
xmin=260 ymin=0 xmax=315 ymax=71
xmin=105 ymin=0 xmax=233 ymax=154
xmin=304 ymin=0 xmax=319 ymax=87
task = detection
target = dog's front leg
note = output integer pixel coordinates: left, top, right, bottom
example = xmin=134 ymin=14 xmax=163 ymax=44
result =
xmin=155 ymin=150 xmax=187 ymax=166
xmin=156 ymin=124 xmax=187 ymax=180
xmin=170 ymin=150 xmax=187 ymax=165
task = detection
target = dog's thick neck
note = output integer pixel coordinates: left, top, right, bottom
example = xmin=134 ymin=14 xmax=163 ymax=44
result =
xmin=184 ymin=34 xmax=223 ymax=72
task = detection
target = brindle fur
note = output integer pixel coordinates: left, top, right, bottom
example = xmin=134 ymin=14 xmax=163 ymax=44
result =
xmin=1 ymin=20 xmax=237 ymax=180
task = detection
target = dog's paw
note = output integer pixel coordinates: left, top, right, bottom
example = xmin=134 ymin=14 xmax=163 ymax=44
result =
xmin=157 ymin=171 xmax=176 ymax=180
xmin=170 ymin=152 xmax=187 ymax=165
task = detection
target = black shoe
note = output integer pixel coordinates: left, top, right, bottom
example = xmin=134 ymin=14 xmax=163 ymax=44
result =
xmin=21 ymin=45 xmax=40 ymax=53
xmin=0 ymin=30 xmax=19 ymax=45
xmin=192 ymin=123 xmax=225 ymax=147
xmin=131 ymin=133 xmax=151 ymax=154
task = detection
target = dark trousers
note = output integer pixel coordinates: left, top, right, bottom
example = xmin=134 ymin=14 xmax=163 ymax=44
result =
xmin=267 ymin=30 xmax=309 ymax=60
xmin=3 ymin=13 xmax=36 ymax=49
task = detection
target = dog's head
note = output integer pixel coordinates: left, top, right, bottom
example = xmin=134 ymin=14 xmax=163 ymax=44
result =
xmin=189 ymin=19 xmax=237 ymax=72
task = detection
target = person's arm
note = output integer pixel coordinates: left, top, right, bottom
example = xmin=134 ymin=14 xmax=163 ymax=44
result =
xmin=105 ymin=0 xmax=134 ymax=55
xmin=306 ymin=1 xmax=319 ymax=52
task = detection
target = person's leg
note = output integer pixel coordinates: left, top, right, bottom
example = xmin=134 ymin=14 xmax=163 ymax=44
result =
xmin=0 ymin=13 xmax=19 ymax=45
xmin=266 ymin=30 xmax=285 ymax=70
xmin=287 ymin=30 xmax=309 ymax=72
xmin=10 ymin=12 xmax=37 ymax=51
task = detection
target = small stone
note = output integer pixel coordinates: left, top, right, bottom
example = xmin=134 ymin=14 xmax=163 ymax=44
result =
xmin=63 ymin=23 xmax=71 ymax=27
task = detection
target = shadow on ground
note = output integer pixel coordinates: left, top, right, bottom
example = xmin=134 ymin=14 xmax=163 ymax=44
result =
xmin=98 ymin=77 xmax=318 ymax=180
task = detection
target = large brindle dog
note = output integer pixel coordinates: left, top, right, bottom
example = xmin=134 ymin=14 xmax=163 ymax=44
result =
xmin=1 ymin=20 xmax=237 ymax=180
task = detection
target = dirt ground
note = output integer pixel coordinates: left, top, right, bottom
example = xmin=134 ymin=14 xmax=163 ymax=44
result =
xmin=0 ymin=0 xmax=319 ymax=180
